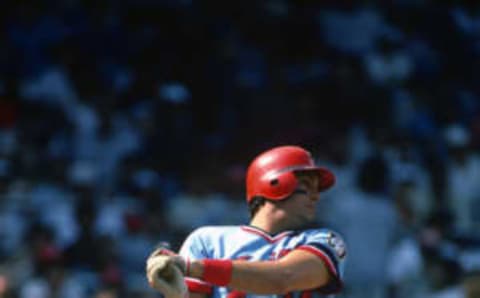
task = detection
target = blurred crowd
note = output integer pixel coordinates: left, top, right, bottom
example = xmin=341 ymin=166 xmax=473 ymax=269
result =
xmin=1 ymin=0 xmax=480 ymax=297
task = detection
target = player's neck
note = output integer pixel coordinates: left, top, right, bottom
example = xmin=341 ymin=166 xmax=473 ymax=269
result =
xmin=249 ymin=208 xmax=291 ymax=235
xmin=250 ymin=217 xmax=275 ymax=234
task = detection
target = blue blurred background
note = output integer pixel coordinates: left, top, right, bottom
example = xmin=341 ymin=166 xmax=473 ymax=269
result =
xmin=1 ymin=0 xmax=480 ymax=297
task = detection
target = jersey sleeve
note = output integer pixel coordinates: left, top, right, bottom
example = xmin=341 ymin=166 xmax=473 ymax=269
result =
xmin=295 ymin=230 xmax=347 ymax=294
xmin=178 ymin=228 xmax=213 ymax=295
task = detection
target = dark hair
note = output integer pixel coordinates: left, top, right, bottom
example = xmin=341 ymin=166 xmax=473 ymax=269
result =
xmin=248 ymin=196 xmax=267 ymax=219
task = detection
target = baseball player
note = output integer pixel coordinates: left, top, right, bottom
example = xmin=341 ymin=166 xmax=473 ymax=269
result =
xmin=146 ymin=145 xmax=347 ymax=298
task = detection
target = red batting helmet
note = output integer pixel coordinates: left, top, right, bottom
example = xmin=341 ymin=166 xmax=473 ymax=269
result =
xmin=246 ymin=146 xmax=335 ymax=203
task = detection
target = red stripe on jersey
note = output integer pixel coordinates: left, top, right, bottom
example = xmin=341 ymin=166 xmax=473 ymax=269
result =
xmin=240 ymin=226 xmax=292 ymax=243
xmin=185 ymin=277 xmax=213 ymax=294
xmin=301 ymin=290 xmax=313 ymax=298
xmin=227 ymin=290 xmax=246 ymax=298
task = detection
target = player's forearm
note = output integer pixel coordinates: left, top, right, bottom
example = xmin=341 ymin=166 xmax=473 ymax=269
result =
xmin=231 ymin=260 xmax=294 ymax=294
xmin=188 ymin=260 xmax=293 ymax=295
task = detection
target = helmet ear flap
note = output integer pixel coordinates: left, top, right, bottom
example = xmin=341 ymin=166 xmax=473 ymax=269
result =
xmin=261 ymin=171 xmax=298 ymax=200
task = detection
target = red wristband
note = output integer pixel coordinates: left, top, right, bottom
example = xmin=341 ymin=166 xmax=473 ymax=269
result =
xmin=201 ymin=259 xmax=233 ymax=286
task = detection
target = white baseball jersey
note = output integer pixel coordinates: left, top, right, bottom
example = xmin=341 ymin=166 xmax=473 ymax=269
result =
xmin=179 ymin=225 xmax=346 ymax=298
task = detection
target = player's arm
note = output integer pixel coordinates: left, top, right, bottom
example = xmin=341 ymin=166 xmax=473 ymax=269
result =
xmin=188 ymin=249 xmax=336 ymax=295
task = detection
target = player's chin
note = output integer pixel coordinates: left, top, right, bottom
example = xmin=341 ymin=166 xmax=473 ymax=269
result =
xmin=305 ymin=207 xmax=316 ymax=218
xmin=303 ymin=212 xmax=316 ymax=223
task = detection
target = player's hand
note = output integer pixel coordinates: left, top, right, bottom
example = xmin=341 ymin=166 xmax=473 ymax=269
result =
xmin=146 ymin=255 xmax=188 ymax=298
xmin=147 ymin=244 xmax=187 ymax=274
xmin=149 ymin=242 xmax=178 ymax=257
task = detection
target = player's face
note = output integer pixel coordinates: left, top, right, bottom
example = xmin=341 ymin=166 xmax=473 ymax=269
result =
xmin=277 ymin=172 xmax=321 ymax=227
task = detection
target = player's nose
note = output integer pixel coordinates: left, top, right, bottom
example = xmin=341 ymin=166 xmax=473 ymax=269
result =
xmin=309 ymin=189 xmax=320 ymax=202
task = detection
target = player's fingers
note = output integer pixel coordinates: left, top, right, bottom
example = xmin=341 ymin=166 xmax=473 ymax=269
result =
xmin=147 ymin=261 xmax=164 ymax=279
xmin=147 ymin=255 xmax=185 ymax=276
xmin=148 ymin=243 xmax=176 ymax=259
xmin=146 ymin=256 xmax=167 ymax=280
xmin=146 ymin=264 xmax=157 ymax=282
xmin=149 ymin=248 xmax=170 ymax=259
xmin=147 ymin=256 xmax=175 ymax=280
xmin=147 ymin=255 xmax=169 ymax=270
xmin=171 ymin=256 xmax=187 ymax=274
xmin=149 ymin=273 xmax=169 ymax=292
xmin=159 ymin=248 xmax=177 ymax=256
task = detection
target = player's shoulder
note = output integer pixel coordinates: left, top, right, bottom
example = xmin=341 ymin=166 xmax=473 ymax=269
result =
xmin=295 ymin=227 xmax=347 ymax=260
xmin=296 ymin=227 xmax=343 ymax=239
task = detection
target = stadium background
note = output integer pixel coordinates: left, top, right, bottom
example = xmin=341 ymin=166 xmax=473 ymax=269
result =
xmin=0 ymin=0 xmax=480 ymax=297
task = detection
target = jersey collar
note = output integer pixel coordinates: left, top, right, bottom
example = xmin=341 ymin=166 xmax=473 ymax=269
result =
xmin=241 ymin=225 xmax=293 ymax=243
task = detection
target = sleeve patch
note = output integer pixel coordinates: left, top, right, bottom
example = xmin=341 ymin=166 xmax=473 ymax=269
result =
xmin=326 ymin=232 xmax=346 ymax=259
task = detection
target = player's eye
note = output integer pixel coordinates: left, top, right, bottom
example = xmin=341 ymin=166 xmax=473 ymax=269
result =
xmin=292 ymin=189 xmax=308 ymax=196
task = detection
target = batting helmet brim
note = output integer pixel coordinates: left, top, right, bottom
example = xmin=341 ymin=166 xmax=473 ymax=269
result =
xmin=292 ymin=166 xmax=335 ymax=192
